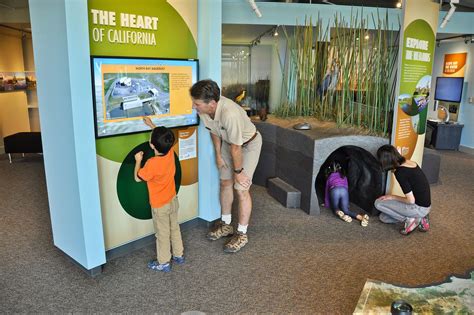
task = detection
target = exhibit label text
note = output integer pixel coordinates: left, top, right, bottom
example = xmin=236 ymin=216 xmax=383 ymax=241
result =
xmin=405 ymin=37 xmax=430 ymax=62
xmin=90 ymin=9 xmax=158 ymax=46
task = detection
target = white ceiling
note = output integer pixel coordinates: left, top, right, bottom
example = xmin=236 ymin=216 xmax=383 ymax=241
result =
xmin=1 ymin=0 xmax=472 ymax=43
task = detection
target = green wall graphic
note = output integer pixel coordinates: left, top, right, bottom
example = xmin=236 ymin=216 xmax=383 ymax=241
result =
xmin=88 ymin=0 xmax=196 ymax=58
xmin=116 ymin=141 xmax=181 ymax=220
xmin=398 ymin=19 xmax=435 ymax=135
xmin=394 ymin=17 xmax=437 ymax=159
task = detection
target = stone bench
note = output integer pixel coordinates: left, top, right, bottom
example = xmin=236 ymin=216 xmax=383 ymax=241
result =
xmin=267 ymin=177 xmax=301 ymax=208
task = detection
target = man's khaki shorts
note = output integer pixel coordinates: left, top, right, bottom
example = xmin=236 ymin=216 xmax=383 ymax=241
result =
xmin=219 ymin=132 xmax=262 ymax=190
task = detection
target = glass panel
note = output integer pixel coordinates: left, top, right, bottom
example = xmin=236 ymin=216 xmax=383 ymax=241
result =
xmin=221 ymin=45 xmax=250 ymax=107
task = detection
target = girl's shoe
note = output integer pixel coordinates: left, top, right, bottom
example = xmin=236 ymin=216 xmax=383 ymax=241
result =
xmin=147 ymin=260 xmax=171 ymax=272
xmin=360 ymin=214 xmax=369 ymax=227
xmin=336 ymin=210 xmax=352 ymax=222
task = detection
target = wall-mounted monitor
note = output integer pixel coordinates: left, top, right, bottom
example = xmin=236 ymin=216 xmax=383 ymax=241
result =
xmin=434 ymin=76 xmax=464 ymax=103
xmin=91 ymin=56 xmax=199 ymax=138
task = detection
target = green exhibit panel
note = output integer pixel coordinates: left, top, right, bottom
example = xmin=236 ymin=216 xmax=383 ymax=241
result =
xmin=88 ymin=0 xmax=199 ymax=251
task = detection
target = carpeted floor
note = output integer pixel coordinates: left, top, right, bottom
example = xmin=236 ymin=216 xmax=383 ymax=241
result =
xmin=0 ymin=150 xmax=473 ymax=313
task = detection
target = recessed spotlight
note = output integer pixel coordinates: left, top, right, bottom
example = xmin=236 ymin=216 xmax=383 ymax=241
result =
xmin=396 ymin=2 xmax=402 ymax=8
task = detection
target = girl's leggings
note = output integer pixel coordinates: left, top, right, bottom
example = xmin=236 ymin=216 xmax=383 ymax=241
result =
xmin=329 ymin=186 xmax=358 ymax=219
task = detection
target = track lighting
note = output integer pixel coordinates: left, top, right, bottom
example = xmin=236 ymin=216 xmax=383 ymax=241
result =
xmin=250 ymin=25 xmax=279 ymax=47
xmin=440 ymin=0 xmax=459 ymax=29
xmin=248 ymin=0 xmax=262 ymax=18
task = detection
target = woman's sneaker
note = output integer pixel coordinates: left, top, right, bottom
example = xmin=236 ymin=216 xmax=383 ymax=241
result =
xmin=400 ymin=217 xmax=421 ymax=235
xmin=418 ymin=215 xmax=430 ymax=232
xmin=147 ymin=260 xmax=171 ymax=272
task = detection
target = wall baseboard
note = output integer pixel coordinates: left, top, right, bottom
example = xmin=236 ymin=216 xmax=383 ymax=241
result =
xmin=57 ymin=246 xmax=103 ymax=277
xmin=105 ymin=217 xmax=209 ymax=262
xmin=459 ymin=145 xmax=474 ymax=155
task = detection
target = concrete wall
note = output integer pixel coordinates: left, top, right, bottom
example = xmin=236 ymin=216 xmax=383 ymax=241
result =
xmin=254 ymin=121 xmax=388 ymax=215
xmin=29 ymin=0 xmax=105 ymax=270
xmin=196 ymin=0 xmax=222 ymax=221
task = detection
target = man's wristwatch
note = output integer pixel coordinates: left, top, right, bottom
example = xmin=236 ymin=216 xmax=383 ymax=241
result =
xmin=233 ymin=168 xmax=244 ymax=174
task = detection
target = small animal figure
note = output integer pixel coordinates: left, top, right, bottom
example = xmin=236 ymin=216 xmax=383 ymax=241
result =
xmin=235 ymin=90 xmax=246 ymax=104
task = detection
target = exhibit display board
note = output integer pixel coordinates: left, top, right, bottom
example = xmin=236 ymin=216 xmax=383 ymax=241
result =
xmin=91 ymin=56 xmax=199 ymax=138
xmin=443 ymin=52 xmax=467 ymax=77
xmin=390 ymin=0 xmax=439 ymax=195
xmin=88 ymin=0 xmax=198 ymax=250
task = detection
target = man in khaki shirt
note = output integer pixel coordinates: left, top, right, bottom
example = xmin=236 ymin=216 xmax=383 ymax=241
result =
xmin=190 ymin=79 xmax=262 ymax=253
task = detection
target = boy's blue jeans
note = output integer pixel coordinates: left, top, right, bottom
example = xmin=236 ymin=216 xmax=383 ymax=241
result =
xmin=329 ymin=187 xmax=358 ymax=219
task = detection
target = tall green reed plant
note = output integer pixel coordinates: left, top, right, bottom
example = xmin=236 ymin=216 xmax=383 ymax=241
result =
xmin=276 ymin=9 xmax=399 ymax=136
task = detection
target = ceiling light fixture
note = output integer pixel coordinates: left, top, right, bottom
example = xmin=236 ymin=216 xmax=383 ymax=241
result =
xmin=248 ymin=0 xmax=262 ymax=18
xmin=396 ymin=1 xmax=402 ymax=8
xmin=440 ymin=0 xmax=459 ymax=29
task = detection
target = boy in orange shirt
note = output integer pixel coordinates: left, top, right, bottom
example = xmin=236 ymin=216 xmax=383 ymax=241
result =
xmin=134 ymin=123 xmax=184 ymax=272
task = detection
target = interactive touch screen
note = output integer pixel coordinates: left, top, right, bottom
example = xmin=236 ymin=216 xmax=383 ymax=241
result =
xmin=91 ymin=56 xmax=199 ymax=138
xmin=434 ymin=76 xmax=464 ymax=103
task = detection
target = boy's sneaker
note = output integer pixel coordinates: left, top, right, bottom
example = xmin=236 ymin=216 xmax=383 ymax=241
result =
xmin=400 ymin=217 xmax=421 ymax=235
xmin=147 ymin=260 xmax=171 ymax=272
xmin=223 ymin=232 xmax=248 ymax=253
xmin=207 ymin=220 xmax=234 ymax=241
xmin=172 ymin=256 xmax=185 ymax=265
xmin=418 ymin=215 xmax=430 ymax=232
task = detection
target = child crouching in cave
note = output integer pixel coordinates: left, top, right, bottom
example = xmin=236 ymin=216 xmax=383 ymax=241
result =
xmin=324 ymin=161 xmax=369 ymax=227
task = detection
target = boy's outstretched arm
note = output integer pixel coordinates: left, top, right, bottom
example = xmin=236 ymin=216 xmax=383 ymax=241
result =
xmin=143 ymin=116 xmax=156 ymax=129
xmin=134 ymin=151 xmax=144 ymax=182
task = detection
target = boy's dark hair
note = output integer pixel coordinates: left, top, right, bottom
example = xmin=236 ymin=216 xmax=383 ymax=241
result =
xmin=377 ymin=144 xmax=406 ymax=171
xmin=190 ymin=79 xmax=220 ymax=103
xmin=150 ymin=127 xmax=175 ymax=155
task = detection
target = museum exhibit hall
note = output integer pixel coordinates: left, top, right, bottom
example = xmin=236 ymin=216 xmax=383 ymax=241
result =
xmin=0 ymin=0 xmax=473 ymax=313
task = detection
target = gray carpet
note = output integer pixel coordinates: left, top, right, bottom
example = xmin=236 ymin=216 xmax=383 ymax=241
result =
xmin=0 ymin=151 xmax=473 ymax=313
